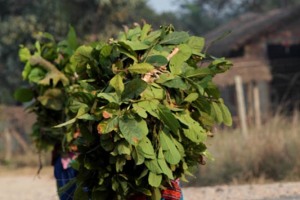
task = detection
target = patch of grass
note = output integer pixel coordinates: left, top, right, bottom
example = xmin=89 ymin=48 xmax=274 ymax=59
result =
xmin=186 ymin=113 xmax=300 ymax=186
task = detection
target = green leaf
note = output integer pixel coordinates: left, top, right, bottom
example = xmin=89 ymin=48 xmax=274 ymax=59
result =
xmin=14 ymin=88 xmax=34 ymax=102
xmin=183 ymin=67 xmax=212 ymax=78
xmin=157 ymin=105 xmax=180 ymax=135
xmin=19 ymin=47 xmax=31 ymax=62
xmin=132 ymin=147 xmax=145 ymax=165
xmin=140 ymin=24 xmax=152 ymax=40
xmin=219 ymin=102 xmax=232 ymax=126
xmin=159 ymin=129 xmax=181 ymax=165
xmin=176 ymin=112 xmax=207 ymax=143
xmin=119 ymin=114 xmax=148 ymax=146
xmin=132 ymin=104 xmax=148 ymax=118
xmin=137 ymin=137 xmax=156 ymax=159
xmin=67 ymin=25 xmax=78 ymax=50
xmin=157 ymin=147 xmax=174 ymax=179
xmin=97 ymin=92 xmax=120 ymax=104
xmin=77 ymin=113 xmax=96 ymax=120
xmin=188 ymin=36 xmax=205 ymax=55
xmin=145 ymin=55 xmax=168 ymax=67
xmin=161 ymin=77 xmax=188 ymax=90
xmin=148 ymin=172 xmax=162 ymax=187
xmin=169 ymin=44 xmax=191 ymax=75
xmin=117 ymin=141 xmax=131 ymax=155
xmin=22 ymin=62 xmax=32 ymax=79
xmin=28 ymin=68 xmax=46 ymax=83
xmin=110 ymin=74 xmax=124 ymax=97
xmin=54 ymin=118 xmax=76 ymax=128
xmin=122 ymin=41 xmax=149 ymax=50
xmin=211 ymin=102 xmax=223 ymax=123
xmin=71 ymin=45 xmax=93 ymax=71
xmin=137 ymin=100 xmax=159 ymax=118
xmin=160 ymin=31 xmax=189 ymax=45
xmin=145 ymin=159 xmax=162 ymax=174
xmin=121 ymin=79 xmax=148 ymax=100
xmin=141 ymin=84 xmax=165 ymax=100
xmin=184 ymin=93 xmax=199 ymax=103
xmin=127 ymin=63 xmax=154 ymax=74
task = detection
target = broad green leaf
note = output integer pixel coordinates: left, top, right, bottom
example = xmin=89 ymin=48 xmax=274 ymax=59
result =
xmin=132 ymin=147 xmax=145 ymax=165
xmin=14 ymin=88 xmax=34 ymax=102
xmin=145 ymin=55 xmax=168 ymax=67
xmin=121 ymin=79 xmax=148 ymax=100
xmin=160 ymin=31 xmax=189 ymax=45
xmin=71 ymin=45 xmax=93 ymax=71
xmin=169 ymin=45 xmax=192 ymax=75
xmin=119 ymin=114 xmax=148 ymax=146
xmin=155 ymin=73 xmax=175 ymax=84
xmin=211 ymin=102 xmax=223 ymax=123
xmin=188 ymin=36 xmax=205 ymax=55
xmin=176 ymin=112 xmax=207 ymax=143
xmin=144 ymin=30 xmax=162 ymax=43
xmin=122 ymin=41 xmax=149 ymax=50
xmin=141 ymin=84 xmax=164 ymax=100
xmin=157 ymin=148 xmax=173 ymax=179
xmin=157 ymin=105 xmax=180 ymax=135
xmin=28 ymin=68 xmax=46 ymax=83
xmin=140 ymin=24 xmax=151 ymax=41
xmin=97 ymin=120 xmax=114 ymax=135
xmin=127 ymin=63 xmax=154 ymax=74
xmin=184 ymin=93 xmax=199 ymax=103
xmin=148 ymin=172 xmax=162 ymax=187
xmin=183 ymin=67 xmax=212 ymax=78
xmin=219 ymin=102 xmax=232 ymax=126
xmin=110 ymin=74 xmax=124 ymax=97
xmin=100 ymin=45 xmax=113 ymax=57
xmin=145 ymin=159 xmax=162 ymax=174
xmin=137 ymin=100 xmax=160 ymax=118
xmin=159 ymin=130 xmax=181 ymax=165
xmin=77 ymin=113 xmax=96 ymax=121
xmin=137 ymin=137 xmax=156 ymax=159
xmin=97 ymin=92 xmax=119 ymax=104
xmin=132 ymin=104 xmax=148 ymax=118
xmin=117 ymin=141 xmax=131 ymax=155
xmin=19 ymin=47 xmax=31 ymax=62
xmin=161 ymin=77 xmax=188 ymax=90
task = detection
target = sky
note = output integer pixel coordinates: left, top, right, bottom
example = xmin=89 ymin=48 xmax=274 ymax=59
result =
xmin=147 ymin=0 xmax=180 ymax=13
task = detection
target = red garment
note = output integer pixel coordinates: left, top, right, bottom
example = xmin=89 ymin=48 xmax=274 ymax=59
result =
xmin=161 ymin=180 xmax=182 ymax=200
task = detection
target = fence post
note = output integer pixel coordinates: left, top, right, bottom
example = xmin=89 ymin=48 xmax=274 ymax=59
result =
xmin=235 ymin=75 xmax=248 ymax=137
xmin=4 ymin=128 xmax=12 ymax=161
xmin=253 ymin=82 xmax=262 ymax=129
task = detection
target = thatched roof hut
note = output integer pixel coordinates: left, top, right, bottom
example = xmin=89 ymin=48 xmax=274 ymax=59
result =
xmin=205 ymin=4 xmax=300 ymax=57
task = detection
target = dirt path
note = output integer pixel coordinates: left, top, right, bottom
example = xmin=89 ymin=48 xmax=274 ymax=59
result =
xmin=1 ymin=168 xmax=300 ymax=200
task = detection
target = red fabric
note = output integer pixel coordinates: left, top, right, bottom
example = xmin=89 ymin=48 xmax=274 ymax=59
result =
xmin=161 ymin=180 xmax=182 ymax=200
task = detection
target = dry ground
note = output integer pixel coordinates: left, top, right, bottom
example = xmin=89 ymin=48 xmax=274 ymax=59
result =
xmin=1 ymin=167 xmax=300 ymax=200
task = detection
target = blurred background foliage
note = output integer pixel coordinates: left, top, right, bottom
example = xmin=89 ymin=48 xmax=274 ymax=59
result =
xmin=1 ymin=0 xmax=299 ymax=104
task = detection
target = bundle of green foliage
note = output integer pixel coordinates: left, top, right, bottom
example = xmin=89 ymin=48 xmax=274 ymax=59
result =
xmin=15 ymin=28 xmax=79 ymax=151
xmin=17 ymin=24 xmax=232 ymax=200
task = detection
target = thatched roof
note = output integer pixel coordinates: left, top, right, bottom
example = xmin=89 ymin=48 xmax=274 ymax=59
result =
xmin=213 ymin=57 xmax=272 ymax=87
xmin=205 ymin=5 xmax=300 ymax=56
